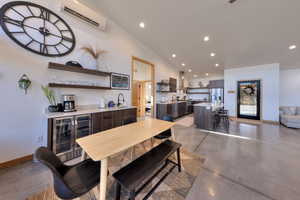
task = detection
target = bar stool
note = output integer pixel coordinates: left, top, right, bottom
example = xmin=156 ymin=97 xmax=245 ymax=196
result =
xmin=217 ymin=109 xmax=229 ymax=129
xmin=35 ymin=147 xmax=101 ymax=200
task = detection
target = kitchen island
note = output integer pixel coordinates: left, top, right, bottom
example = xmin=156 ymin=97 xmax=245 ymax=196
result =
xmin=194 ymin=103 xmax=223 ymax=131
xmin=156 ymin=101 xmax=192 ymax=119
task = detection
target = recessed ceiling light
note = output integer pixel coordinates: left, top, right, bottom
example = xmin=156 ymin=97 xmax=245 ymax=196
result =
xmin=210 ymin=53 xmax=216 ymax=57
xmin=188 ymin=69 xmax=192 ymax=72
xmin=181 ymin=76 xmax=185 ymax=80
xmin=182 ymin=63 xmax=186 ymax=66
xmin=205 ymin=73 xmax=209 ymax=76
xmin=204 ymin=36 xmax=210 ymax=42
xmin=289 ymin=45 xmax=297 ymax=50
xmin=193 ymin=74 xmax=198 ymax=78
xmin=139 ymin=22 xmax=145 ymax=28
xmin=172 ymin=54 xmax=176 ymax=58
xmin=215 ymin=63 xmax=219 ymax=67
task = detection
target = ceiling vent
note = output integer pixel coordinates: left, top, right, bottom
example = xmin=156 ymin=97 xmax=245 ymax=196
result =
xmin=61 ymin=0 xmax=107 ymax=31
xmin=229 ymin=0 xmax=238 ymax=3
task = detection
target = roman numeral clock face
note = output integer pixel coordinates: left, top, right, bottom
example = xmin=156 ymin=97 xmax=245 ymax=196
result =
xmin=0 ymin=1 xmax=76 ymax=57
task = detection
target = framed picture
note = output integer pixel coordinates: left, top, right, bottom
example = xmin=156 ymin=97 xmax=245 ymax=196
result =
xmin=111 ymin=73 xmax=130 ymax=90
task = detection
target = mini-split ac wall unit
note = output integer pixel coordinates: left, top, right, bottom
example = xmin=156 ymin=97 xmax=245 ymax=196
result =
xmin=60 ymin=0 xmax=107 ymax=31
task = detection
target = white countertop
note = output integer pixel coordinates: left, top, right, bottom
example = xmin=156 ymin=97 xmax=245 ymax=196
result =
xmin=194 ymin=103 xmax=213 ymax=107
xmin=46 ymin=106 xmax=137 ymax=119
xmin=157 ymin=101 xmax=188 ymax=105
xmin=194 ymin=103 xmax=223 ymax=111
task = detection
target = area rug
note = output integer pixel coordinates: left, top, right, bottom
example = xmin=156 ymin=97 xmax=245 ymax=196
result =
xmin=27 ymin=143 xmax=204 ymax=200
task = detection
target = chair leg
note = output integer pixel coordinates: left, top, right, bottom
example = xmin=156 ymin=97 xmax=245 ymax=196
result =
xmin=129 ymin=190 xmax=136 ymax=200
xmin=115 ymin=183 xmax=121 ymax=200
xmin=88 ymin=190 xmax=96 ymax=200
xmin=151 ymin=137 xmax=154 ymax=147
xmin=176 ymin=148 xmax=182 ymax=172
xmin=130 ymin=146 xmax=135 ymax=160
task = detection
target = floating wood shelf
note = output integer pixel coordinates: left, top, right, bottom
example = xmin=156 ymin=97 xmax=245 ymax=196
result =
xmin=186 ymin=87 xmax=209 ymax=90
xmin=48 ymin=62 xmax=111 ymax=77
xmin=49 ymin=83 xmax=112 ymax=90
xmin=187 ymin=92 xmax=210 ymax=94
xmin=156 ymin=91 xmax=173 ymax=93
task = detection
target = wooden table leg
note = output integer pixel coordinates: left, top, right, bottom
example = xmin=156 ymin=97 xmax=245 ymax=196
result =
xmin=99 ymin=158 xmax=108 ymax=200
xmin=171 ymin=127 xmax=176 ymax=141
xmin=81 ymin=150 xmax=87 ymax=161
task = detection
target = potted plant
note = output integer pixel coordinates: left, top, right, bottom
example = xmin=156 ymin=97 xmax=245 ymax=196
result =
xmin=80 ymin=45 xmax=106 ymax=70
xmin=41 ymin=85 xmax=58 ymax=112
xmin=18 ymin=74 xmax=31 ymax=94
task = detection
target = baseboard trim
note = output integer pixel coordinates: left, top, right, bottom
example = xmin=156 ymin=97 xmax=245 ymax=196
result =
xmin=262 ymin=120 xmax=280 ymax=125
xmin=230 ymin=116 xmax=279 ymax=125
xmin=0 ymin=154 xmax=33 ymax=169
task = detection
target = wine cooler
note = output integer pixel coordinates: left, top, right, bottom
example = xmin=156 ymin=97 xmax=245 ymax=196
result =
xmin=52 ymin=114 xmax=91 ymax=162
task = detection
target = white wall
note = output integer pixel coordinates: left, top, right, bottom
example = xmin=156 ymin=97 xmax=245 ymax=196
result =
xmin=280 ymin=68 xmax=300 ymax=106
xmin=224 ymin=63 xmax=280 ymax=121
xmin=0 ymin=0 xmax=178 ymax=163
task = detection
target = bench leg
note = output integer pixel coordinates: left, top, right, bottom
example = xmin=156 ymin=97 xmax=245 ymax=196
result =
xmin=129 ymin=190 xmax=136 ymax=200
xmin=115 ymin=183 xmax=121 ymax=200
xmin=176 ymin=148 xmax=182 ymax=172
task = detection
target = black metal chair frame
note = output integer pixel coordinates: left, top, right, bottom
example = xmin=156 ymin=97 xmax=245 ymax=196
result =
xmin=35 ymin=147 xmax=100 ymax=200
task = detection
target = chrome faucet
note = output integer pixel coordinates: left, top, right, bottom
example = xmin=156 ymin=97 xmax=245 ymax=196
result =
xmin=117 ymin=93 xmax=125 ymax=107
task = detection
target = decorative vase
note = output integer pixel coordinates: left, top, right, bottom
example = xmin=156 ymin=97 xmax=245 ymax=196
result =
xmin=48 ymin=105 xmax=59 ymax=113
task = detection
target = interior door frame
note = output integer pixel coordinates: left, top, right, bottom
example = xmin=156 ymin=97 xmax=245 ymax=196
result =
xmin=131 ymin=56 xmax=155 ymax=117
xmin=237 ymin=80 xmax=261 ymax=120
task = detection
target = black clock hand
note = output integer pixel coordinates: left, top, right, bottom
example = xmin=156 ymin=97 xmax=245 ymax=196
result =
xmin=43 ymin=18 xmax=46 ymax=52
xmin=22 ymin=24 xmax=73 ymax=42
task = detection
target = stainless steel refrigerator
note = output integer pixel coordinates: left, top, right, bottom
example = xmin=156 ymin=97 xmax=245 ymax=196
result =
xmin=210 ymin=88 xmax=224 ymax=104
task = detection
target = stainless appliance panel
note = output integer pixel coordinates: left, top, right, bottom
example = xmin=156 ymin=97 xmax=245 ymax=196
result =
xmin=53 ymin=117 xmax=74 ymax=156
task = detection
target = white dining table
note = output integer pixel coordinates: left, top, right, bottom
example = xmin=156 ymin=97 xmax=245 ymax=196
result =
xmin=76 ymin=118 xmax=176 ymax=200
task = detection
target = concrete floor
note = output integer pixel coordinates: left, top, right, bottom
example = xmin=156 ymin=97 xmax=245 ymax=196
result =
xmin=175 ymin=117 xmax=300 ymax=200
xmin=1 ymin=117 xmax=300 ymax=200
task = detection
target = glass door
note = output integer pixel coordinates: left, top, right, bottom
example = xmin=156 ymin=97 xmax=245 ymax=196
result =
xmin=53 ymin=117 xmax=74 ymax=155
xmin=74 ymin=115 xmax=91 ymax=156
xmin=237 ymin=80 xmax=261 ymax=120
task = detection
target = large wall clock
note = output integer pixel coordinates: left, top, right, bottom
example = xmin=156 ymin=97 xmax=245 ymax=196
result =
xmin=0 ymin=1 xmax=76 ymax=57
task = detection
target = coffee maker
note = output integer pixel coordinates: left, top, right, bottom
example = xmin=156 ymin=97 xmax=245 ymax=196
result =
xmin=62 ymin=95 xmax=76 ymax=112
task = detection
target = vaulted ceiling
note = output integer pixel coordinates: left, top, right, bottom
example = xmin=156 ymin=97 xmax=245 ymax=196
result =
xmin=86 ymin=0 xmax=300 ymax=78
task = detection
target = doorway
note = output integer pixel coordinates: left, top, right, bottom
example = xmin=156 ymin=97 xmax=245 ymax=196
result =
xmin=237 ymin=80 xmax=261 ymax=120
xmin=131 ymin=57 xmax=155 ymax=118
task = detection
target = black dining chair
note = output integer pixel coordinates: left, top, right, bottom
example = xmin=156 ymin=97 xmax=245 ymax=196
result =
xmin=151 ymin=116 xmax=174 ymax=147
xmin=155 ymin=115 xmax=173 ymax=139
xmin=35 ymin=147 xmax=101 ymax=200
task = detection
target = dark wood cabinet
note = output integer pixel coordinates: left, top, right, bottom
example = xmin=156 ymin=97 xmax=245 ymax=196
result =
xmin=91 ymin=108 xmax=137 ymax=134
xmin=113 ymin=110 xmax=124 ymax=127
xmin=102 ymin=111 xmax=114 ymax=131
xmin=169 ymin=78 xmax=177 ymax=92
xmin=123 ymin=108 xmax=137 ymax=124
xmin=92 ymin=112 xmax=103 ymax=134
xmin=177 ymin=102 xmax=187 ymax=117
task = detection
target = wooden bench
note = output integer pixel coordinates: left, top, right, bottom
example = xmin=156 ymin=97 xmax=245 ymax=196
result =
xmin=112 ymin=140 xmax=182 ymax=200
